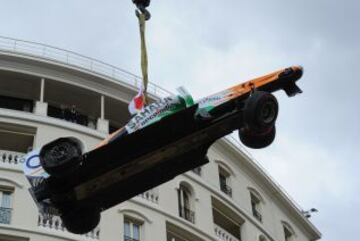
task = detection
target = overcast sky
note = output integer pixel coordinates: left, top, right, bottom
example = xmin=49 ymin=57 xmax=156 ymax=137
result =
xmin=1 ymin=0 xmax=359 ymax=240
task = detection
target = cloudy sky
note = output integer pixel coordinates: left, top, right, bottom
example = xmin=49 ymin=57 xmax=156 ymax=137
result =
xmin=1 ymin=0 xmax=359 ymax=240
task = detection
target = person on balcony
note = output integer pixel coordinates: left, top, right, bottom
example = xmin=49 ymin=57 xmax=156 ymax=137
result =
xmin=70 ymin=105 xmax=78 ymax=123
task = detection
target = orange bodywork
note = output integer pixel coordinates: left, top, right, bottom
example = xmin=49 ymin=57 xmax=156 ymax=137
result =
xmin=95 ymin=127 xmax=124 ymax=149
xmin=218 ymin=65 xmax=303 ymax=103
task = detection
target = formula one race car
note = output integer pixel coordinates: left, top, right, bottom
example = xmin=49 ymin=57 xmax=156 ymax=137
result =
xmin=23 ymin=66 xmax=303 ymax=234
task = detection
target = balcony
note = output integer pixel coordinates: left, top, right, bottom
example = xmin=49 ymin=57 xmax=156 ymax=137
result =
xmin=0 ymin=150 xmax=25 ymax=166
xmin=137 ymin=189 xmax=159 ymax=204
xmin=38 ymin=213 xmax=100 ymax=240
xmin=0 ymin=71 xmax=131 ymax=134
xmin=0 ymin=36 xmax=172 ymax=98
xmin=214 ymin=224 xmax=240 ymax=241
xmin=0 ymin=207 xmax=12 ymax=224
xmin=0 ymin=35 xmax=175 ymax=134
xmin=166 ymin=222 xmax=204 ymax=241
xmin=220 ymin=182 xmax=232 ymax=197
xmin=47 ymin=104 xmax=97 ymax=130
xmin=179 ymin=206 xmax=195 ymax=223
xmin=0 ymin=95 xmax=33 ymax=113
xmin=212 ymin=198 xmax=243 ymax=241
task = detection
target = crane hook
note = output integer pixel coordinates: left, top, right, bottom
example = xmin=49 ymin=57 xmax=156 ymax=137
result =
xmin=132 ymin=0 xmax=151 ymax=20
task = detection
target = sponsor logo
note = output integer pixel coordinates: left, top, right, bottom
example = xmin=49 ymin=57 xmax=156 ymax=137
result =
xmin=125 ymin=96 xmax=183 ymax=133
xmin=26 ymin=154 xmax=41 ymax=169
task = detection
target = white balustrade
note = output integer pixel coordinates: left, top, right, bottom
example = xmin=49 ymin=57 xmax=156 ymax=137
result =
xmin=0 ymin=36 xmax=172 ymax=98
xmin=0 ymin=150 xmax=25 ymax=165
xmin=214 ymin=224 xmax=240 ymax=241
xmin=38 ymin=213 xmax=100 ymax=240
xmin=138 ymin=188 xmax=159 ymax=204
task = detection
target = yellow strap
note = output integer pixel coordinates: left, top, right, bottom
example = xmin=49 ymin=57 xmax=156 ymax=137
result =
xmin=137 ymin=12 xmax=148 ymax=104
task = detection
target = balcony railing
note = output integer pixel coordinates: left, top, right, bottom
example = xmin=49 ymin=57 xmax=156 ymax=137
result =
xmin=0 ymin=95 xmax=33 ymax=113
xmin=124 ymin=236 xmax=139 ymax=241
xmin=0 ymin=36 xmax=172 ymax=98
xmin=220 ymin=182 xmax=232 ymax=197
xmin=214 ymin=224 xmax=240 ymax=241
xmin=0 ymin=150 xmax=25 ymax=165
xmin=179 ymin=206 xmax=195 ymax=223
xmin=252 ymin=208 xmax=262 ymax=222
xmin=137 ymin=189 xmax=159 ymax=204
xmin=38 ymin=213 xmax=100 ymax=240
xmin=0 ymin=207 xmax=12 ymax=224
xmin=47 ymin=105 xmax=97 ymax=130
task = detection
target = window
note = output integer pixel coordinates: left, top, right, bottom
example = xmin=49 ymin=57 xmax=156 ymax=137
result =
xmin=259 ymin=235 xmax=267 ymax=241
xmin=124 ymin=218 xmax=142 ymax=241
xmin=284 ymin=227 xmax=292 ymax=241
xmin=282 ymin=221 xmax=295 ymax=241
xmin=250 ymin=193 xmax=262 ymax=222
xmin=284 ymin=226 xmax=293 ymax=241
xmin=219 ymin=167 xmax=232 ymax=197
xmin=0 ymin=190 xmax=12 ymax=224
xmin=177 ymin=184 xmax=195 ymax=223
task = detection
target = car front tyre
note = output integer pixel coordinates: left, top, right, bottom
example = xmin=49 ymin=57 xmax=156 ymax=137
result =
xmin=40 ymin=137 xmax=82 ymax=177
xmin=243 ymin=91 xmax=278 ymax=132
xmin=239 ymin=126 xmax=276 ymax=149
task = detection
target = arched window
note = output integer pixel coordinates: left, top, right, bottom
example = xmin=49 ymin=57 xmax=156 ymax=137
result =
xmin=282 ymin=221 xmax=296 ymax=241
xmin=119 ymin=207 xmax=152 ymax=241
xmin=177 ymin=182 xmax=195 ymax=223
xmin=259 ymin=234 xmax=267 ymax=241
xmin=124 ymin=216 xmax=143 ymax=241
xmin=219 ymin=166 xmax=232 ymax=197
xmin=215 ymin=160 xmax=234 ymax=198
xmin=248 ymin=187 xmax=264 ymax=222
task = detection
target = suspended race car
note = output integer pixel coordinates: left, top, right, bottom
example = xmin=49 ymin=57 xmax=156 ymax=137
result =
xmin=23 ymin=66 xmax=303 ymax=234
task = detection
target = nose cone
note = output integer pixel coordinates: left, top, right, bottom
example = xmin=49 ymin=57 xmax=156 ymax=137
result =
xmin=292 ymin=65 xmax=304 ymax=80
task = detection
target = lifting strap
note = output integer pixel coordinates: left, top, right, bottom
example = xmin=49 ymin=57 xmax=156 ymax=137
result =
xmin=137 ymin=12 xmax=149 ymax=104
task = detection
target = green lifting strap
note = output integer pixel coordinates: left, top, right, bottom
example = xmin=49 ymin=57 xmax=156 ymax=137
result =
xmin=137 ymin=12 xmax=149 ymax=104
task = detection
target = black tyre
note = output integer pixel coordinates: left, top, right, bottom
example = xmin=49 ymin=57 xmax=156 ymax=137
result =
xmin=40 ymin=138 xmax=82 ymax=177
xmin=239 ymin=126 xmax=276 ymax=149
xmin=243 ymin=91 xmax=278 ymax=132
xmin=61 ymin=208 xmax=100 ymax=234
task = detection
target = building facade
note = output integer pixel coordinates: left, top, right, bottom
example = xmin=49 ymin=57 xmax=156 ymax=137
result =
xmin=0 ymin=36 xmax=321 ymax=241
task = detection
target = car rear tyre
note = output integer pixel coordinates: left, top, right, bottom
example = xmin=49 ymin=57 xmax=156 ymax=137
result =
xmin=239 ymin=126 xmax=276 ymax=149
xmin=243 ymin=91 xmax=278 ymax=132
xmin=40 ymin=138 xmax=82 ymax=177
xmin=61 ymin=208 xmax=100 ymax=234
